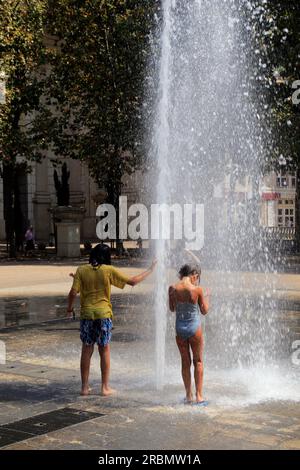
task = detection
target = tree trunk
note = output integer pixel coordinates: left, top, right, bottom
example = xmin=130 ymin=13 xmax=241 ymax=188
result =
xmin=3 ymin=163 xmax=17 ymax=258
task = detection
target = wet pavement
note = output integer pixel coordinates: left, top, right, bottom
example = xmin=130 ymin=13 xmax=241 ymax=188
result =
xmin=0 ymin=262 xmax=299 ymax=450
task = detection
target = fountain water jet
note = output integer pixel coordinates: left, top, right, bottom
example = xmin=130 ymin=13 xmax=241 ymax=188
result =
xmin=149 ymin=0 xmax=294 ymax=396
xmin=152 ymin=0 xmax=174 ymax=389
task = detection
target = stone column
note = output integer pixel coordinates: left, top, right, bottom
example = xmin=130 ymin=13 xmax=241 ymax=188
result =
xmin=68 ymin=159 xmax=85 ymax=207
xmin=84 ymin=165 xmax=101 ymax=240
xmin=32 ymin=159 xmax=51 ymax=242
xmin=67 ymin=159 xmax=87 ymax=242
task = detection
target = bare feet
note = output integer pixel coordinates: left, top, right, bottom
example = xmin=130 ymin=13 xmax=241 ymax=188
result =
xmin=185 ymin=392 xmax=193 ymax=404
xmin=101 ymin=386 xmax=116 ymax=397
xmin=196 ymin=394 xmax=204 ymax=403
xmin=80 ymin=386 xmax=92 ymax=396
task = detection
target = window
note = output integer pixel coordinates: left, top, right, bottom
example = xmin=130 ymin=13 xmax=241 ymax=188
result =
xmin=277 ymin=199 xmax=295 ymax=227
xmin=277 ymin=171 xmax=298 ymax=188
xmin=277 ymin=176 xmax=287 ymax=187
xmin=285 ymin=217 xmax=294 ymax=227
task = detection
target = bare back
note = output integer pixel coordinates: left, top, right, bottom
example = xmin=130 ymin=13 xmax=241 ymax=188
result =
xmin=169 ymin=281 xmax=209 ymax=315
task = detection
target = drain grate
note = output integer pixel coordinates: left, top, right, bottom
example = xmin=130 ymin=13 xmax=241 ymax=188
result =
xmin=0 ymin=407 xmax=104 ymax=448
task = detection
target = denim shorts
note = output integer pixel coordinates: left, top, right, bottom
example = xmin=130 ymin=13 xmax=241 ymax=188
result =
xmin=80 ymin=319 xmax=113 ymax=347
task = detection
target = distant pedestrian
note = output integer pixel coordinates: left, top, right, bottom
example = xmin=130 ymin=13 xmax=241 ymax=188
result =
xmin=25 ymin=225 xmax=35 ymax=253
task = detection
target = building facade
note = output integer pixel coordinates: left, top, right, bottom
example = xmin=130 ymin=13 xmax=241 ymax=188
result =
xmin=0 ymin=156 xmax=147 ymax=244
xmin=260 ymin=171 xmax=296 ymax=228
xmin=0 ymin=158 xmax=296 ymax=244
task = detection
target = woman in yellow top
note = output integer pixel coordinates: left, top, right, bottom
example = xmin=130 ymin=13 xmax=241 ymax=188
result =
xmin=67 ymin=243 xmax=156 ymax=396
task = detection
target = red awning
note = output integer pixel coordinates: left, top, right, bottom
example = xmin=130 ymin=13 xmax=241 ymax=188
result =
xmin=261 ymin=192 xmax=281 ymax=201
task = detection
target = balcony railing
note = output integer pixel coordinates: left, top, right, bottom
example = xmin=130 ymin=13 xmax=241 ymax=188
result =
xmin=263 ymin=227 xmax=296 ymax=241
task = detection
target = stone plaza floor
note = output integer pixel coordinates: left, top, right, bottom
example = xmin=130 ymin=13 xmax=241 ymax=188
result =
xmin=0 ymin=261 xmax=299 ymax=450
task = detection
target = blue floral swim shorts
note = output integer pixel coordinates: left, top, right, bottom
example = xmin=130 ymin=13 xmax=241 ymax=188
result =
xmin=80 ymin=319 xmax=113 ymax=347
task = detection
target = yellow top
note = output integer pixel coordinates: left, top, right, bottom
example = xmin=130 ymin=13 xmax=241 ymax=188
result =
xmin=72 ymin=264 xmax=130 ymax=320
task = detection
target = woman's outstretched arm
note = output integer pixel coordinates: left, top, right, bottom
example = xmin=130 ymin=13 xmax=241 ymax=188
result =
xmin=127 ymin=259 xmax=157 ymax=286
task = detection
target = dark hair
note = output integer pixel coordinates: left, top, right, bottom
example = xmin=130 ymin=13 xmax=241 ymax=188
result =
xmin=89 ymin=243 xmax=111 ymax=267
xmin=179 ymin=263 xmax=201 ymax=279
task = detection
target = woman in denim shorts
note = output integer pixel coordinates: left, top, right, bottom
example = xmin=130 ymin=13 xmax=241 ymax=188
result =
xmin=67 ymin=243 xmax=156 ymax=396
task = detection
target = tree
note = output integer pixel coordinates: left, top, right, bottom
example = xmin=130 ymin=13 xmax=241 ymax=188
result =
xmin=0 ymin=0 xmax=49 ymax=256
xmin=259 ymin=1 xmax=300 ymax=244
xmin=44 ymin=0 xmax=158 ymax=244
xmin=259 ymin=1 xmax=299 ymax=164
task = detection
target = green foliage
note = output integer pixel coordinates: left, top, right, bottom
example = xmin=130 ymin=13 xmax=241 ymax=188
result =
xmin=44 ymin=0 xmax=158 ymax=199
xmin=258 ymin=0 xmax=300 ymax=169
xmin=0 ymin=0 xmax=50 ymax=256
xmin=0 ymin=0 xmax=49 ymax=166
xmin=0 ymin=0 xmax=158 ymax=252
